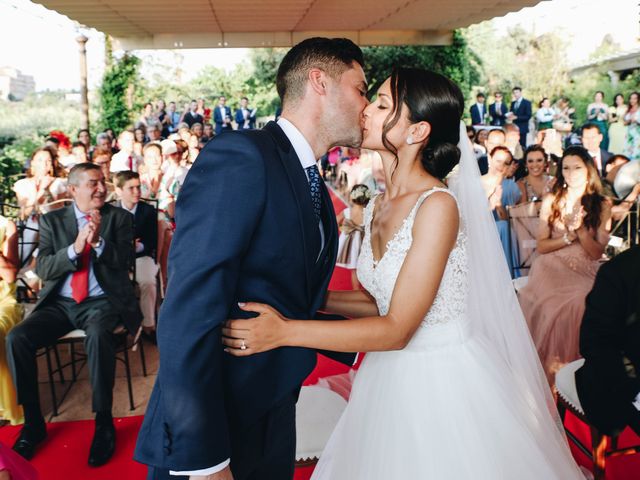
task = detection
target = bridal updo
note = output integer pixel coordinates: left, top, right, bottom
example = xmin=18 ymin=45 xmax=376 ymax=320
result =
xmin=382 ymin=68 xmax=464 ymax=179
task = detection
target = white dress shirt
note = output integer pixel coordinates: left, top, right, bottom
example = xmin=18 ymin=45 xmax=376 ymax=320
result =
xmin=111 ymin=150 xmax=142 ymax=173
xmin=170 ymin=118 xmax=325 ymax=477
xmin=59 ymin=203 xmax=106 ymax=299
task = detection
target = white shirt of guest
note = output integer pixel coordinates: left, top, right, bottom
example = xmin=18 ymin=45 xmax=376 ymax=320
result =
xmin=111 ymin=150 xmax=141 ymax=173
xmin=475 ymin=102 xmax=485 ymax=123
xmin=170 ymin=117 xmax=326 ymax=477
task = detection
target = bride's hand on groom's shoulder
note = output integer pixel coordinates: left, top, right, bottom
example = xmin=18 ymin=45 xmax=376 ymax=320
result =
xmin=222 ymin=302 xmax=288 ymax=356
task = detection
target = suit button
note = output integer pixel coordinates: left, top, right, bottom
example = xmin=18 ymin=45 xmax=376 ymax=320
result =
xmin=164 ymin=446 xmax=172 ymax=455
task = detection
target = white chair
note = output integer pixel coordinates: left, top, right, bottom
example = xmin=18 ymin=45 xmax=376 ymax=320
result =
xmin=512 ymin=275 xmax=528 ymax=293
xmin=555 ymin=359 xmax=640 ymax=480
xmin=295 ymin=385 xmax=347 ymax=466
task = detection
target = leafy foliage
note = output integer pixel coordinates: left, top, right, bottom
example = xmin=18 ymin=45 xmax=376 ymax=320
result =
xmin=362 ymin=31 xmax=481 ymax=99
xmin=0 ymin=134 xmax=40 ymax=203
xmin=98 ymin=53 xmax=141 ymax=132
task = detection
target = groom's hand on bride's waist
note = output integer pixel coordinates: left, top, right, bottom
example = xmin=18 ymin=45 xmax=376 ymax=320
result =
xmin=222 ymin=302 xmax=289 ymax=356
xmin=190 ymin=466 xmax=234 ymax=480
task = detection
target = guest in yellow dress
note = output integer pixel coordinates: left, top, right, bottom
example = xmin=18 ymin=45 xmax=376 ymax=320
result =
xmin=608 ymin=93 xmax=628 ymax=154
xmin=0 ymin=215 xmax=24 ymax=425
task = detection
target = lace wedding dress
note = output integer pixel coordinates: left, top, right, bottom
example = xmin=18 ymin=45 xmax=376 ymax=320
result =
xmin=311 ymin=187 xmax=584 ymax=479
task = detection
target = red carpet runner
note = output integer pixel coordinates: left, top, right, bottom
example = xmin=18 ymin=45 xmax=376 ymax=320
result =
xmin=1 ymin=187 xmax=638 ymax=479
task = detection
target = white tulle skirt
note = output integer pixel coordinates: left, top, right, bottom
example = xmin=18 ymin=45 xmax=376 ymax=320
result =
xmin=311 ymin=323 xmax=584 ymax=480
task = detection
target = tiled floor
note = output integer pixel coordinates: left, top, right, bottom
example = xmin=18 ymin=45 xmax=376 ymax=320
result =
xmin=36 ymin=337 xmax=158 ymax=422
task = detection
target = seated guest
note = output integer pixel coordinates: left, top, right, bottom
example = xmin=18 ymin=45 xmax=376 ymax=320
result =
xmin=481 ymin=146 xmax=521 ymax=276
xmin=111 ymin=131 xmax=142 ymax=173
xmin=146 ymin=124 xmax=163 ymax=143
xmin=517 ymin=145 xmax=555 ymax=202
xmin=581 ymin=122 xmax=612 ymax=177
xmin=0 ymin=215 xmax=23 ymax=425
xmin=518 ymin=146 xmax=611 ymax=386
xmin=202 ymin=123 xmax=214 ymax=141
xmin=6 ymin=163 xmax=142 ymax=465
xmin=190 ymin=122 xmax=203 ymax=140
xmin=13 ymin=147 xmax=68 ymax=218
xmin=504 ymin=123 xmax=524 ymax=162
xmin=576 ymin=246 xmax=640 ymax=437
xmin=234 ymin=96 xmax=257 ymax=130
xmin=91 ymin=147 xmax=116 ymax=201
xmin=477 ymin=128 xmax=505 ymax=175
xmin=114 ymin=171 xmax=158 ymax=339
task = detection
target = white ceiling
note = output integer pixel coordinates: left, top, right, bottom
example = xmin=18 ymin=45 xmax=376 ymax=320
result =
xmin=34 ymin=0 xmax=546 ymax=49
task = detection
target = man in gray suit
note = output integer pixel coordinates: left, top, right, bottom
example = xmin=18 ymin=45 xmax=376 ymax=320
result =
xmin=6 ymin=163 xmax=142 ymax=466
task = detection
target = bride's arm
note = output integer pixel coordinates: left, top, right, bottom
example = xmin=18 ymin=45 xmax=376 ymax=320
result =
xmin=223 ymin=192 xmax=458 ymax=354
xmin=322 ymin=289 xmax=379 ymax=318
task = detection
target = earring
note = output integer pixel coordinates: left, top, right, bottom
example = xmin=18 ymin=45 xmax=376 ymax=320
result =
xmin=563 ymin=182 xmax=567 ymax=188
xmin=406 ymin=136 xmax=414 ymax=145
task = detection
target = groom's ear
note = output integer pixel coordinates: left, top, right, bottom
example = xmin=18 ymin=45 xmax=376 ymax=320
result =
xmin=411 ymin=121 xmax=432 ymax=144
xmin=308 ymin=68 xmax=328 ymax=96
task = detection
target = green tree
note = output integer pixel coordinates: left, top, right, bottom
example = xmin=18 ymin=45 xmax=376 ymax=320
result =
xmin=98 ymin=53 xmax=141 ymax=132
xmin=362 ymin=31 xmax=481 ymax=99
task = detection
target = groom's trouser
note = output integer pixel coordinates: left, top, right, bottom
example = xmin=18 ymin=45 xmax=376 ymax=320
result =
xmin=148 ymin=392 xmax=297 ymax=480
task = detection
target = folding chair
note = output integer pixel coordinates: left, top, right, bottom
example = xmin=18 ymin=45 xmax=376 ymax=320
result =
xmin=507 ymin=201 xmax=542 ymax=277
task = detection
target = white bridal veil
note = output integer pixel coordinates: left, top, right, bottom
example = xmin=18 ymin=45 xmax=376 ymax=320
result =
xmin=448 ymin=122 xmax=583 ymax=470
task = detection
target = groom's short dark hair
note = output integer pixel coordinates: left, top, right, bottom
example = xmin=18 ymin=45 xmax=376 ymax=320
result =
xmin=276 ymin=37 xmax=364 ymax=107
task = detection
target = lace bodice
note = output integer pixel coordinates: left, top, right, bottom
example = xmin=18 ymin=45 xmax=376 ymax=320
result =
xmin=357 ymin=188 xmax=469 ymax=334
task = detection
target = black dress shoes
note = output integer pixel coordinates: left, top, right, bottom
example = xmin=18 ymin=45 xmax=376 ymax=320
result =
xmin=12 ymin=424 xmax=47 ymax=460
xmin=88 ymin=420 xmax=115 ymax=467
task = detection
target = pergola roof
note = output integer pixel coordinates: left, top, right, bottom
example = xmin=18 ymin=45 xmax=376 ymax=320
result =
xmin=35 ymin=0 xmax=545 ymax=49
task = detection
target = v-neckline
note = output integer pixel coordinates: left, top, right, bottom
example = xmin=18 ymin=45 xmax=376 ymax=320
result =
xmin=369 ymin=187 xmax=443 ymax=268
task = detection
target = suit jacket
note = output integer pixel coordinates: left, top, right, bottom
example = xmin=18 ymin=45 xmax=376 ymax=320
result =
xmin=115 ymin=200 xmax=157 ymax=259
xmin=470 ymin=103 xmax=487 ymax=125
xmin=576 ymin=246 xmax=640 ymax=435
xmin=489 ymin=102 xmax=508 ymax=126
xmin=182 ymin=112 xmax=204 ymax=128
xmin=213 ymin=106 xmax=233 ymax=134
xmin=596 ymin=149 xmax=613 ymax=177
xmin=35 ymin=203 xmax=142 ymax=334
xmin=234 ymin=108 xmax=256 ymax=130
xmin=134 ymin=121 xmax=350 ymax=471
xmin=510 ymin=98 xmax=532 ymax=131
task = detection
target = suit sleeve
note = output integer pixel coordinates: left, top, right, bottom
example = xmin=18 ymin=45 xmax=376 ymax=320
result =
xmin=234 ymin=109 xmax=243 ymax=125
xmin=94 ymin=210 xmax=134 ymax=270
xmin=580 ymin=259 xmax=637 ymax=401
xmin=35 ymin=214 xmax=77 ymax=281
xmin=156 ymin=133 xmax=266 ymax=470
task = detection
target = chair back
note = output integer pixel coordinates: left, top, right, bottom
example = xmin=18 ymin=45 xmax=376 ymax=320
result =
xmin=508 ymin=201 xmax=542 ymax=276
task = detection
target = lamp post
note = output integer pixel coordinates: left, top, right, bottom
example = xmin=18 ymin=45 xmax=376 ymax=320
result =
xmin=77 ymin=34 xmax=90 ymax=131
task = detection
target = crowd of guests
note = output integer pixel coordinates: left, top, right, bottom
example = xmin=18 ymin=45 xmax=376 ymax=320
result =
xmin=0 ymin=85 xmax=639 ymax=474
xmin=469 ymin=89 xmax=640 ymax=404
xmin=469 ymin=87 xmax=640 ymax=160
xmin=0 ymin=96 xmax=247 ymax=466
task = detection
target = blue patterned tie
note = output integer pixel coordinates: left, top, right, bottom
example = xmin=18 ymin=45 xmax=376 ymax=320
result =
xmin=306 ymin=164 xmax=322 ymax=222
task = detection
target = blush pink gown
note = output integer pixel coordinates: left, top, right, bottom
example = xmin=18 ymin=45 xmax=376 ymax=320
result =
xmin=518 ymin=224 xmax=601 ymax=386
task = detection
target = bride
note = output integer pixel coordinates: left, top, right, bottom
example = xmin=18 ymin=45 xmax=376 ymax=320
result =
xmin=223 ymin=68 xmax=584 ymax=479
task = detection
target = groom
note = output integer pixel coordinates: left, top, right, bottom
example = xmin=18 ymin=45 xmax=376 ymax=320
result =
xmin=134 ymin=38 xmax=368 ymax=479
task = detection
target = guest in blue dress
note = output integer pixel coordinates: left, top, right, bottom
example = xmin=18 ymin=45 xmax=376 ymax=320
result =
xmin=481 ymin=146 xmax=522 ymax=277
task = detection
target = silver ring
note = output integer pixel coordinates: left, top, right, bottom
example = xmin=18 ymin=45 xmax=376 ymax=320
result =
xmin=240 ymin=340 xmax=247 ymax=350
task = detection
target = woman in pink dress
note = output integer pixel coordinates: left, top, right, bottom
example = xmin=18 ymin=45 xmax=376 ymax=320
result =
xmin=518 ymin=146 xmax=611 ymax=386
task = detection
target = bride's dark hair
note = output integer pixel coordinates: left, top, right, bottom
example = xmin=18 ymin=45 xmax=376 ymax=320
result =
xmin=382 ymin=68 xmax=464 ymax=179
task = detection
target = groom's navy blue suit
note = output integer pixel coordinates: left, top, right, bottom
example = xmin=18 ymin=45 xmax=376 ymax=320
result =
xmin=134 ymin=121 xmax=353 ymax=479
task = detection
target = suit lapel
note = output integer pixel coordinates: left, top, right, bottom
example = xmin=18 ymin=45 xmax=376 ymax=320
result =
xmin=62 ymin=205 xmax=78 ymax=245
xmin=264 ymin=122 xmax=320 ymax=301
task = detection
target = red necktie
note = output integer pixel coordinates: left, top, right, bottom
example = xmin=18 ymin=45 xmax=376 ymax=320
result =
xmin=70 ymin=216 xmax=92 ymax=303
xmin=128 ymin=155 xmax=133 ymax=171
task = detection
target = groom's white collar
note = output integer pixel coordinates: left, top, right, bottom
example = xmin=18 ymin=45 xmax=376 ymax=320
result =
xmin=277 ymin=118 xmax=317 ymax=169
